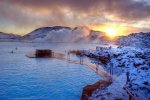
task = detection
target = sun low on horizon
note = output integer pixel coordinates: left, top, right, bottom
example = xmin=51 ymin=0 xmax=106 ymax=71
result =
xmin=0 ymin=0 xmax=150 ymax=100
xmin=104 ymin=27 xmax=118 ymax=38
xmin=88 ymin=24 xmax=130 ymax=38
xmin=0 ymin=0 xmax=150 ymax=35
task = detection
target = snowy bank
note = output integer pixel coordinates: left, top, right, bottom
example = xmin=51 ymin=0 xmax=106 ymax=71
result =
xmin=82 ymin=46 xmax=150 ymax=100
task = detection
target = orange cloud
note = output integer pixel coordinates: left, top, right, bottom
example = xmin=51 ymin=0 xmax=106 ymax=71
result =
xmin=0 ymin=0 xmax=150 ymax=35
xmin=87 ymin=23 xmax=146 ymax=36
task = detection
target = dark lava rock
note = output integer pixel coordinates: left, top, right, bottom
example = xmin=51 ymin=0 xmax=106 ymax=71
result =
xmin=134 ymin=61 xmax=145 ymax=67
xmin=81 ymin=80 xmax=112 ymax=100
xmin=115 ymin=96 xmax=122 ymax=100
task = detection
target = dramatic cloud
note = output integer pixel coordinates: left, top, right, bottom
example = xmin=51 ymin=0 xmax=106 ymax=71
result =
xmin=0 ymin=0 xmax=150 ymax=35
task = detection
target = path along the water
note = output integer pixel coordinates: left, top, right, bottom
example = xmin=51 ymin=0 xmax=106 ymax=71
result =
xmin=26 ymin=51 xmax=135 ymax=99
xmin=53 ymin=53 xmax=111 ymax=82
xmin=53 ymin=53 xmax=136 ymax=100
xmin=26 ymin=50 xmax=111 ymax=80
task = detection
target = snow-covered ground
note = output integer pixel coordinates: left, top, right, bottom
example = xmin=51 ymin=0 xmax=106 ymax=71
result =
xmin=89 ymin=73 xmax=128 ymax=100
xmin=117 ymin=32 xmax=150 ymax=48
xmin=83 ymin=46 xmax=150 ymax=100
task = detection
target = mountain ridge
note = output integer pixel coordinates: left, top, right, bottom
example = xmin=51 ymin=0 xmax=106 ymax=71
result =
xmin=116 ymin=32 xmax=150 ymax=48
xmin=0 ymin=32 xmax=21 ymax=39
xmin=21 ymin=26 xmax=105 ymax=43
xmin=0 ymin=26 xmax=150 ymax=48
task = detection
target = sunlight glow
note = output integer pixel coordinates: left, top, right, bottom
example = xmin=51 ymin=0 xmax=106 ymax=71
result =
xmin=87 ymin=24 xmax=129 ymax=37
xmin=105 ymin=28 xmax=117 ymax=37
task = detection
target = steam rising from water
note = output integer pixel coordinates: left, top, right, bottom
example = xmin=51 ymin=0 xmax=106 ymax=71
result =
xmin=30 ymin=27 xmax=103 ymax=43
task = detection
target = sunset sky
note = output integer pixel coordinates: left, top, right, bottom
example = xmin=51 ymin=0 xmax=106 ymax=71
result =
xmin=0 ymin=0 xmax=150 ymax=36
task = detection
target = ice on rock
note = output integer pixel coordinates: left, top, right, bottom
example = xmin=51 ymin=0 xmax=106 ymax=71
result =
xmin=83 ymin=46 xmax=150 ymax=100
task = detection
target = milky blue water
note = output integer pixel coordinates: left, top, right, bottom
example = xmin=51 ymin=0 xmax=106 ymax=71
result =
xmin=0 ymin=42 xmax=103 ymax=100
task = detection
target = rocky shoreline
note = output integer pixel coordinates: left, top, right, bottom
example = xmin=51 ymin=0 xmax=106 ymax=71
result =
xmin=81 ymin=79 xmax=112 ymax=100
xmin=75 ymin=46 xmax=150 ymax=100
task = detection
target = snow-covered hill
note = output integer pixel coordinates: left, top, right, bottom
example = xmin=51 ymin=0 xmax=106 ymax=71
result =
xmin=22 ymin=26 xmax=104 ymax=43
xmin=117 ymin=32 xmax=150 ymax=48
xmin=22 ymin=26 xmax=71 ymax=40
xmin=2 ymin=26 xmax=150 ymax=46
xmin=0 ymin=32 xmax=21 ymax=41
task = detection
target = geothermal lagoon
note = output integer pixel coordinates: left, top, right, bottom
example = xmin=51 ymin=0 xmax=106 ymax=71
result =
xmin=0 ymin=42 xmax=105 ymax=100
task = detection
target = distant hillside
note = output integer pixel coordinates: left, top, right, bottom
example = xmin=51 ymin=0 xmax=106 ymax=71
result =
xmin=22 ymin=26 xmax=105 ymax=43
xmin=22 ymin=26 xmax=71 ymax=40
xmin=1 ymin=26 xmax=150 ymax=48
xmin=117 ymin=32 xmax=150 ymax=48
xmin=0 ymin=32 xmax=21 ymax=41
